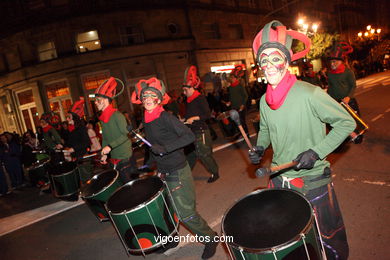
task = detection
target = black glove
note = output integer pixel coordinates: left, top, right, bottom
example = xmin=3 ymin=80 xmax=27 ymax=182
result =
xmin=293 ymin=149 xmax=319 ymax=170
xmin=151 ymin=144 xmax=167 ymax=156
xmin=248 ymin=146 xmax=264 ymax=164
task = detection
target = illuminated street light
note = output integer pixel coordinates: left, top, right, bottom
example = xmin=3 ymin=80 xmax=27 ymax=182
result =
xmin=358 ymin=32 xmax=363 ymax=37
xmin=376 ymin=28 xmax=381 ymax=34
xmin=312 ymin=23 xmax=318 ymax=32
xmin=370 ymin=29 xmax=375 ymax=34
xmin=364 ymin=32 xmax=369 ymax=37
xmin=367 ymin=25 xmax=371 ymax=30
xmin=296 ymin=16 xmax=319 ymax=36
xmin=297 ymin=18 xmax=305 ymax=26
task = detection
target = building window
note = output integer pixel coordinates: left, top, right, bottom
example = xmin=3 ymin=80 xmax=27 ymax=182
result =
xmin=228 ymin=24 xmax=244 ymax=39
xmin=46 ymin=81 xmax=70 ymax=99
xmin=38 ymin=41 xmax=57 ymax=62
xmin=120 ymin=25 xmax=144 ymax=46
xmin=82 ymin=71 xmax=110 ymax=91
xmin=202 ymin=23 xmax=220 ymax=39
xmin=76 ymin=30 xmax=101 ymax=53
xmin=17 ymin=90 xmax=34 ymax=105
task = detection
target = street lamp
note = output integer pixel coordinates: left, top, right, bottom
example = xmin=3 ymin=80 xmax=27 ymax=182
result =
xmin=357 ymin=25 xmax=382 ymax=40
xmin=296 ymin=16 xmax=320 ymax=36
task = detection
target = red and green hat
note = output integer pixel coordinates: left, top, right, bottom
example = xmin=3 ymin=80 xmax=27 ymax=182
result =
xmin=94 ymin=77 xmax=124 ymax=100
xmin=182 ymin=65 xmax=200 ymax=88
xmin=69 ymin=97 xmax=85 ymax=119
xmin=328 ymin=41 xmax=353 ymax=61
xmin=131 ymin=77 xmax=170 ymax=105
xmin=230 ymin=65 xmax=245 ymax=78
xmin=253 ymin=20 xmax=311 ymax=64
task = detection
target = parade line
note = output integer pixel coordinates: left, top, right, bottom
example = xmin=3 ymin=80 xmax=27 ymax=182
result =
xmin=0 ymin=134 xmax=256 ymax=237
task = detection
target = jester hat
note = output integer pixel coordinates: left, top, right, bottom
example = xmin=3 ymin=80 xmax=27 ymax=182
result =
xmin=69 ymin=97 xmax=85 ymax=119
xmin=94 ymin=77 xmax=124 ymax=100
xmin=328 ymin=41 xmax=353 ymax=61
xmin=230 ymin=65 xmax=245 ymax=78
xmin=183 ymin=65 xmax=200 ymax=88
xmin=40 ymin=111 xmax=61 ymax=126
xmin=253 ymin=20 xmax=311 ymax=64
xmin=131 ymin=77 xmax=170 ymax=105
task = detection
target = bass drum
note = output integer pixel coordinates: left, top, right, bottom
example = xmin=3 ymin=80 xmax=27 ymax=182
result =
xmin=49 ymin=161 xmax=79 ymax=201
xmin=80 ymin=169 xmax=123 ymax=222
xmin=106 ymin=176 xmax=179 ymax=256
xmin=222 ymin=188 xmax=324 ymax=260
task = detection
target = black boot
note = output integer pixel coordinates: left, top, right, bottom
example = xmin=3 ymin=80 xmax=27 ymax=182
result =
xmin=207 ymin=173 xmax=219 ymax=183
xmin=351 ymin=134 xmax=363 ymax=144
xmin=202 ymin=240 xmax=218 ymax=259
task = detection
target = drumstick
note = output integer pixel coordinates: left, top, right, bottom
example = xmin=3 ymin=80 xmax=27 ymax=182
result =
xmin=131 ymin=130 xmax=152 ymax=147
xmin=228 ymin=109 xmax=253 ymax=150
xmin=255 ymin=161 xmax=298 ymax=178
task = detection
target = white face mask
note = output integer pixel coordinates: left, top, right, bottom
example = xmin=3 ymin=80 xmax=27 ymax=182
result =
xmin=260 ymin=48 xmax=289 ymax=88
xmin=142 ymin=90 xmax=161 ymax=112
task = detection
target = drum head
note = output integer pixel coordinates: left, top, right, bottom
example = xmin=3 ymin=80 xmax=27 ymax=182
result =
xmin=107 ymin=176 xmax=163 ymax=214
xmin=81 ymin=169 xmax=118 ymax=198
xmin=49 ymin=161 xmax=76 ymax=175
xmin=223 ymin=189 xmax=312 ymax=250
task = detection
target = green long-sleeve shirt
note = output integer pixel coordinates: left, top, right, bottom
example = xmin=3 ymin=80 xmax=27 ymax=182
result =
xmin=327 ymin=67 xmax=356 ymax=101
xmin=228 ymin=84 xmax=248 ymax=110
xmin=101 ymin=111 xmax=132 ymax=160
xmin=257 ymin=80 xmax=356 ymax=178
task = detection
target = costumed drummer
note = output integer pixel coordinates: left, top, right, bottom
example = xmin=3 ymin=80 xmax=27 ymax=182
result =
xmin=250 ymin=20 xmax=356 ymax=260
xmin=131 ymin=77 xmax=218 ymax=259
xmin=93 ymin=77 xmax=137 ymax=183
xmin=57 ymin=98 xmax=92 ymax=184
xmin=327 ymin=41 xmax=363 ymax=144
xmin=40 ymin=112 xmax=63 ymax=153
xmin=182 ymin=65 xmax=220 ymax=183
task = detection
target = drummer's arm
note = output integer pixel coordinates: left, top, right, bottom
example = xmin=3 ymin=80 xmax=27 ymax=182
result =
xmin=257 ymin=100 xmax=270 ymax=149
xmin=311 ymin=88 xmax=356 ymax=159
xmin=165 ymin=114 xmax=195 ymax=153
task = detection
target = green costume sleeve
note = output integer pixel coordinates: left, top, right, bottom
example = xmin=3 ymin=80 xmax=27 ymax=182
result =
xmin=256 ymin=98 xmax=271 ymax=149
xmin=310 ymin=88 xmax=356 ymax=159
xmin=107 ymin=112 xmax=131 ymax=149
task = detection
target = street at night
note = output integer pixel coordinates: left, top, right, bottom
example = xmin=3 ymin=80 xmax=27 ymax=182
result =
xmin=1 ymin=71 xmax=389 ymax=259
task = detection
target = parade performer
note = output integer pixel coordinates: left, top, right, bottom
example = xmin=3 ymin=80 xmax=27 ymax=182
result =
xmin=93 ymin=77 xmax=137 ymax=183
xmin=228 ymin=65 xmax=249 ymax=135
xmin=58 ymin=98 xmax=92 ymax=183
xmin=40 ymin=112 xmax=63 ymax=152
xmin=327 ymin=41 xmax=363 ymax=144
xmin=131 ymin=77 xmax=218 ymax=259
xmin=251 ymin=20 xmax=356 ymax=260
xmin=182 ymin=65 xmax=220 ymax=183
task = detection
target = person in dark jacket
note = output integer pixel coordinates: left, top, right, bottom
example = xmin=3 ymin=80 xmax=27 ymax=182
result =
xmin=182 ymin=65 xmax=219 ymax=183
xmin=131 ymin=77 xmax=218 ymax=259
xmin=58 ymin=98 xmax=91 ymax=183
xmin=0 ymin=133 xmax=24 ymax=189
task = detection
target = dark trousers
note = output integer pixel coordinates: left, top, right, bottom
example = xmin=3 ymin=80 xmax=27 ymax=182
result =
xmin=164 ymin=163 xmax=216 ymax=239
xmin=186 ymin=129 xmax=219 ymax=176
xmin=238 ymin=108 xmax=249 ymax=134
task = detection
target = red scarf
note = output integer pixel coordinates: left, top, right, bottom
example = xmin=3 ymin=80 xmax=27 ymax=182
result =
xmin=265 ymin=71 xmax=297 ymax=110
xmin=230 ymin=79 xmax=240 ymax=87
xmin=186 ymin=90 xmax=201 ymax=103
xmin=42 ymin=125 xmax=53 ymax=133
xmin=329 ymin=63 xmax=345 ymax=74
xmin=144 ymin=105 xmax=165 ymax=123
xmin=98 ymin=104 xmax=117 ymax=123
xmin=68 ymin=124 xmax=75 ymax=132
